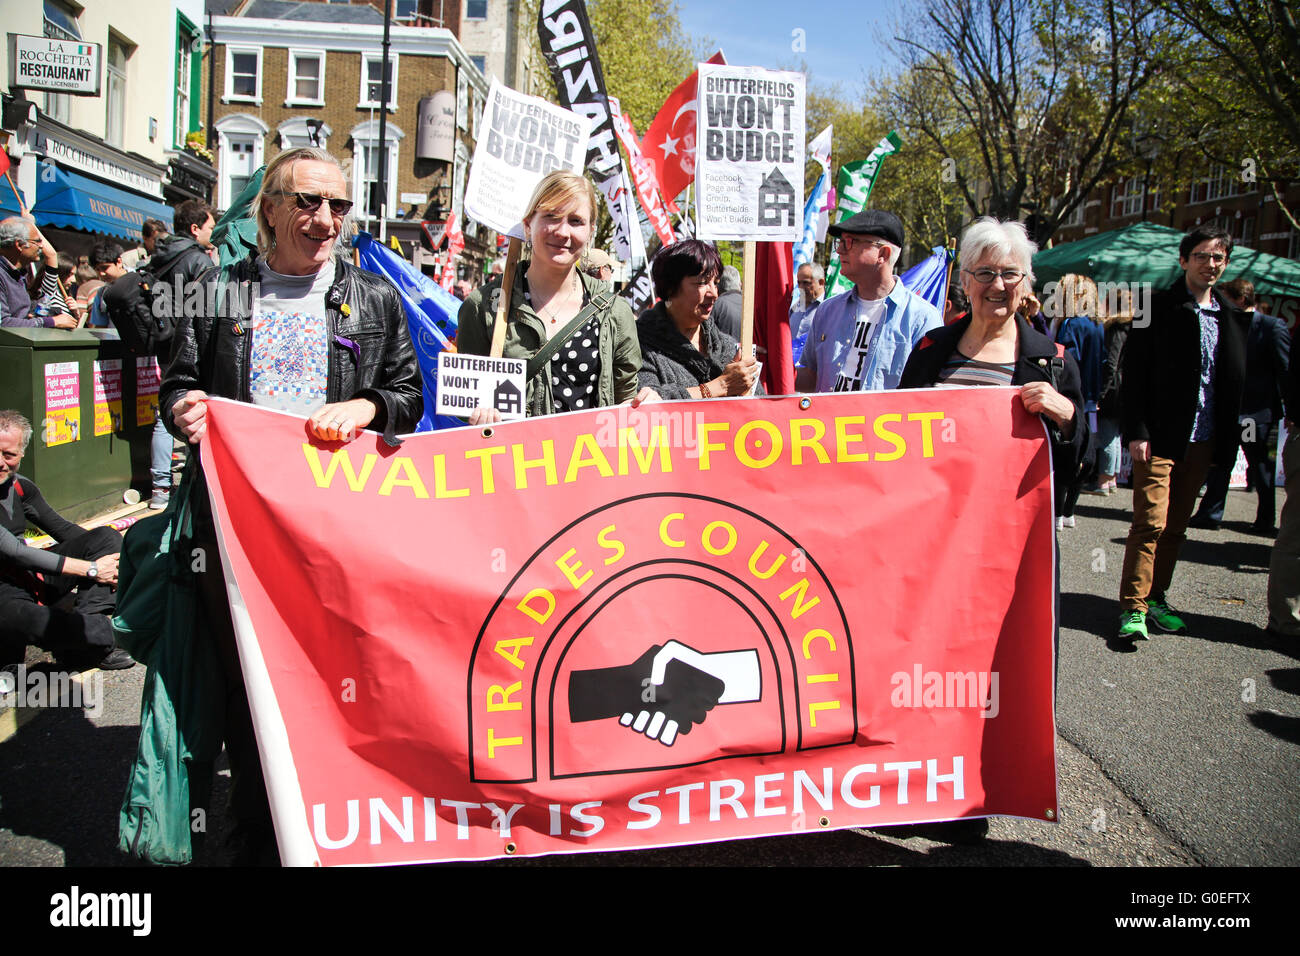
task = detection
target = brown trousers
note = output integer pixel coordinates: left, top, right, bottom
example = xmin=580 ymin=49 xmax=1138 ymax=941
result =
xmin=1119 ymin=441 xmax=1215 ymax=612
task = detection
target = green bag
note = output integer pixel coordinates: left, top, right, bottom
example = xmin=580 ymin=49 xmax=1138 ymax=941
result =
xmin=114 ymin=460 xmax=224 ymax=865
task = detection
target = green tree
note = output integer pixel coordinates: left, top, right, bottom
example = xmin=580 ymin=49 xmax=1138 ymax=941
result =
xmin=885 ymin=0 xmax=1176 ymax=243
xmin=1153 ymin=0 xmax=1300 ymax=229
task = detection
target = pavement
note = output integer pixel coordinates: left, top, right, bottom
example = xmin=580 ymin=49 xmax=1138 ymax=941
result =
xmin=1 ymin=486 xmax=1295 ymax=868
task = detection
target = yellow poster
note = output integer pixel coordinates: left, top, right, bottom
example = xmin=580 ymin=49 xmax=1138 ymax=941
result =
xmin=43 ymin=361 xmax=81 ymax=446
xmin=93 ymin=359 xmax=124 ymax=436
xmin=135 ymin=356 xmax=160 ymax=426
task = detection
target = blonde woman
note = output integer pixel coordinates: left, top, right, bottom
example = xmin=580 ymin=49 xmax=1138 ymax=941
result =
xmin=457 ymin=170 xmax=649 ymax=422
xmin=1054 ymin=273 xmax=1105 ymax=526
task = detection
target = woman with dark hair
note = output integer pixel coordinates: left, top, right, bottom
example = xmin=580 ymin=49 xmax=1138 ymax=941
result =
xmin=636 ymin=239 xmax=761 ymax=399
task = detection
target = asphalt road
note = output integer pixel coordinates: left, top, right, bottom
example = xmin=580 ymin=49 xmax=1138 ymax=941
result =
xmin=1 ymin=488 xmax=1295 ymax=868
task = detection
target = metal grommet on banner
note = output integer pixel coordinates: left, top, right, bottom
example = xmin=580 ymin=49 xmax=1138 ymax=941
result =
xmin=504 ymin=842 xmax=517 ymax=855
xmin=799 ymin=397 xmax=811 ymax=410
xmin=481 ymin=427 xmax=495 ymax=439
xmin=1044 ymin=808 xmax=1056 ymax=820
xmin=818 ymin=816 xmax=830 ymax=828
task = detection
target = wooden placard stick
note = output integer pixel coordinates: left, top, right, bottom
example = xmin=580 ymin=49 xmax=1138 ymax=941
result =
xmin=740 ymin=240 xmax=756 ymax=357
xmin=490 ymin=236 xmax=522 ymax=358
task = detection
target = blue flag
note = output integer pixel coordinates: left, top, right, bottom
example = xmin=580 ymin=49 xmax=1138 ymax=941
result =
xmin=900 ymin=246 xmax=953 ymax=314
xmin=353 ymin=231 xmax=463 ymax=432
xmin=792 ymin=170 xmax=830 ymax=271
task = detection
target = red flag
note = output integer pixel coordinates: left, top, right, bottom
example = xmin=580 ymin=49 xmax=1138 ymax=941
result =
xmin=439 ymin=212 xmax=464 ymax=292
xmin=641 ymin=51 xmax=725 ymax=206
xmin=0 ymin=148 xmax=10 ymax=178
xmin=753 ymin=241 xmax=795 ymax=395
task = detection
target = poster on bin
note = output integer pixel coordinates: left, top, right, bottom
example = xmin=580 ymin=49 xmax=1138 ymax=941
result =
xmin=135 ymin=357 xmax=160 ymax=426
xmin=92 ymin=359 xmax=123 ymax=436
xmin=464 ymin=80 xmax=590 ymax=238
xmin=200 ymin=388 xmax=1059 ymax=866
xmin=695 ymin=64 xmax=805 ymax=242
xmin=43 ymin=361 xmax=80 ymax=446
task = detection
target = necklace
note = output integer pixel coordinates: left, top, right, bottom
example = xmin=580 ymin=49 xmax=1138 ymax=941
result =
xmin=537 ymin=271 xmax=579 ymax=324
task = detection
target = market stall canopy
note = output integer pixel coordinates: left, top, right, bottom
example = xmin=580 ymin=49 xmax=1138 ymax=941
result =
xmin=1032 ymin=221 xmax=1300 ymax=304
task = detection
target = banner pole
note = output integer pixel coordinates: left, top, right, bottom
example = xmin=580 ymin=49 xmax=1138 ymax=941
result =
xmin=490 ymin=236 xmax=522 ymax=358
xmin=740 ymin=239 xmax=756 ymax=357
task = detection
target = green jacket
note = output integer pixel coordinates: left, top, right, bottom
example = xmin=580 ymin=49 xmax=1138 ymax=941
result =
xmin=456 ymin=267 xmax=641 ymax=416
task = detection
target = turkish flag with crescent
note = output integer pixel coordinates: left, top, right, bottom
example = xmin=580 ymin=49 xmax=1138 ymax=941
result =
xmin=641 ymin=50 xmax=726 ymax=207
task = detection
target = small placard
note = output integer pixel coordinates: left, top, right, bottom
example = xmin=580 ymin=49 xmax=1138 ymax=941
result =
xmin=436 ymin=352 xmax=527 ymax=420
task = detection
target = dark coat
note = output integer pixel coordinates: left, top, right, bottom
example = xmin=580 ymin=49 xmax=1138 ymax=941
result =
xmin=160 ymin=253 xmax=423 ymax=447
xmin=1120 ymin=278 xmax=1248 ymax=465
xmin=636 ymin=301 xmax=765 ymax=400
xmin=1241 ymin=311 xmax=1289 ymax=421
xmin=899 ymin=313 xmax=1088 ymax=485
xmin=144 ymin=235 xmax=214 ymax=289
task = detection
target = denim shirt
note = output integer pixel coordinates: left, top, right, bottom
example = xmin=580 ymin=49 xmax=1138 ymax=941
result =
xmin=796 ymin=279 xmax=941 ymax=392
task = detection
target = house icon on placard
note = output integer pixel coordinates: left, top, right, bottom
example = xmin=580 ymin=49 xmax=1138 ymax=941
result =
xmin=494 ymin=379 xmax=522 ymax=416
xmin=758 ymin=167 xmax=797 ymax=227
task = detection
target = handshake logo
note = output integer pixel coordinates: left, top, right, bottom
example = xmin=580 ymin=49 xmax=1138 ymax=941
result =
xmin=568 ymin=640 xmax=762 ymax=746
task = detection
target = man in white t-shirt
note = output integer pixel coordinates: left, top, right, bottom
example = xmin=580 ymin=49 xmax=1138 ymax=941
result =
xmin=794 ymin=209 xmax=940 ymax=393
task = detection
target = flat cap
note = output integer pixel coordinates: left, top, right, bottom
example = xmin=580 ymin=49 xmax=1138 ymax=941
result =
xmin=827 ymin=209 xmax=904 ymax=248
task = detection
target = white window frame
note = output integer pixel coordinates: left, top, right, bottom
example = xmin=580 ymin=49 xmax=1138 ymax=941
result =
xmin=359 ymin=53 xmax=399 ymax=110
xmin=351 ymin=121 xmax=405 ymax=220
xmin=105 ymin=35 xmax=129 ymax=149
xmin=465 ymin=0 xmax=488 ymax=20
xmin=215 ymin=113 xmax=268 ymax=210
xmin=286 ymin=48 xmax=327 ymax=107
xmin=225 ymin=45 xmax=262 ymax=105
xmin=277 ymin=116 xmax=332 ymax=150
xmin=1206 ymin=164 xmax=1233 ymax=202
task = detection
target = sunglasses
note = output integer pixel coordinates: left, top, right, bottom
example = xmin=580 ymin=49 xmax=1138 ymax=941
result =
xmin=271 ymin=191 xmax=354 ymax=217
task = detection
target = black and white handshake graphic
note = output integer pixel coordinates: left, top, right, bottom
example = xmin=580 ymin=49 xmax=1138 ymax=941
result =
xmin=569 ymin=641 xmax=762 ymax=746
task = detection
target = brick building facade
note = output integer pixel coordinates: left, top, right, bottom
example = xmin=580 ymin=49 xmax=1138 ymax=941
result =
xmin=205 ymin=0 xmax=491 ymax=277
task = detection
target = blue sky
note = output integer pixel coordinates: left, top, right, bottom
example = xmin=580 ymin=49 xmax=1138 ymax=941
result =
xmin=673 ymin=0 xmax=907 ymax=95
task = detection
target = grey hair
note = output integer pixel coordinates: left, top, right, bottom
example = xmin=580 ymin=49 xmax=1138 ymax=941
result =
xmin=0 ymin=218 xmax=32 ymax=248
xmin=253 ymin=147 xmax=353 ymax=259
xmin=0 ymin=410 xmax=33 ymax=451
xmin=959 ymin=217 xmax=1037 ymax=287
xmin=798 ymin=261 xmax=825 ymax=282
xmin=718 ymin=265 xmax=741 ymax=295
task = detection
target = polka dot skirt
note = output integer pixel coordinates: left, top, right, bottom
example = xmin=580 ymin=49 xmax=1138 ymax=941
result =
xmin=550 ymin=316 xmax=601 ymax=412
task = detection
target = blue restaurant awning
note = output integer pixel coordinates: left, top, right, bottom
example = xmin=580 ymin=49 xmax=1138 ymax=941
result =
xmin=31 ymin=160 xmax=173 ymax=240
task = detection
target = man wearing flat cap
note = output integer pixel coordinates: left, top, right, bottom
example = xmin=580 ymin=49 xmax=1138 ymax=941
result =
xmin=795 ymin=209 xmax=940 ymax=393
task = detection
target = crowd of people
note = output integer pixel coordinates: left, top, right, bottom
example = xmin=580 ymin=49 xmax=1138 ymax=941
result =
xmin=3 ymin=154 xmax=1296 ymax=862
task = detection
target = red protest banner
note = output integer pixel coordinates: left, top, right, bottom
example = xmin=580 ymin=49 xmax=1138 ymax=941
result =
xmin=200 ymin=389 xmax=1058 ymax=865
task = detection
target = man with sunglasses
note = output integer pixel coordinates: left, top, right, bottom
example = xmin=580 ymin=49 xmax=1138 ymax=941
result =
xmin=159 ymin=147 xmax=421 ymax=863
xmin=794 ymin=209 xmax=940 ymax=394
xmin=1117 ymin=225 xmax=1249 ymax=641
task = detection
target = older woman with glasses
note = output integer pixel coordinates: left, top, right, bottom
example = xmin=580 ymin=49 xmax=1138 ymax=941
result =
xmin=900 ymin=217 xmax=1086 ymax=486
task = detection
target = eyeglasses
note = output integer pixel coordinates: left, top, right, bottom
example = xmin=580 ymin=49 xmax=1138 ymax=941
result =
xmin=836 ymin=236 xmax=888 ymax=252
xmin=270 ymin=192 xmax=354 ymax=217
xmin=964 ymin=268 xmax=1026 ymax=285
xmin=1190 ymin=252 xmax=1227 ymax=265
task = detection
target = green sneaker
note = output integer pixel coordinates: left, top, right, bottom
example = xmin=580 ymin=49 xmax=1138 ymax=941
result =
xmin=1146 ymin=598 xmax=1187 ymax=633
xmin=1118 ymin=610 xmax=1149 ymax=641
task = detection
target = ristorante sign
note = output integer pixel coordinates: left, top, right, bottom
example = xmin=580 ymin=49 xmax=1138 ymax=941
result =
xmin=200 ymin=389 xmax=1059 ymax=865
xmin=8 ymin=34 xmax=101 ymax=96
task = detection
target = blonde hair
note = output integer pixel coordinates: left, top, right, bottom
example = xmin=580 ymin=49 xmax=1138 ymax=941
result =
xmin=1103 ymin=286 xmax=1136 ymax=325
xmin=522 ymin=170 xmax=598 ymax=235
xmin=253 ymin=147 xmax=352 ymax=258
xmin=1057 ymin=273 xmax=1099 ymax=321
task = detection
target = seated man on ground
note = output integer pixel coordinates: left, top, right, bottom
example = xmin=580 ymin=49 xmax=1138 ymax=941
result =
xmin=0 ymin=410 xmax=134 ymax=671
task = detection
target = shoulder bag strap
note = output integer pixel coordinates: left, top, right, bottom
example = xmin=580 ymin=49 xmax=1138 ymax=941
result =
xmin=526 ymin=289 xmax=613 ymax=381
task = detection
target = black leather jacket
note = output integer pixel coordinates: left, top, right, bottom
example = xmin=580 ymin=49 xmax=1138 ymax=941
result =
xmin=160 ymin=253 xmax=423 ymax=446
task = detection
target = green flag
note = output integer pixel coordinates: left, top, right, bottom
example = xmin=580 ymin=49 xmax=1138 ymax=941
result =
xmin=824 ymin=130 xmax=902 ymax=296
xmin=210 ymin=167 xmax=265 ymax=268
